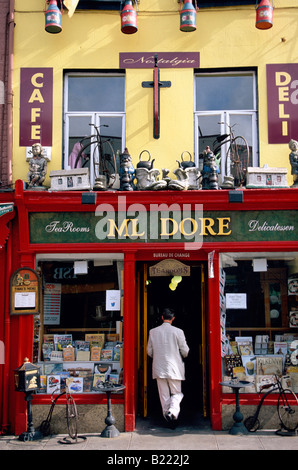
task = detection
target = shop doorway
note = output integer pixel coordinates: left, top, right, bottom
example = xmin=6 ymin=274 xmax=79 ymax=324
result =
xmin=137 ymin=261 xmax=208 ymax=425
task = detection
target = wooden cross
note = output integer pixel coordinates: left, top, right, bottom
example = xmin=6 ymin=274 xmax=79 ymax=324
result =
xmin=142 ymin=55 xmax=171 ymax=139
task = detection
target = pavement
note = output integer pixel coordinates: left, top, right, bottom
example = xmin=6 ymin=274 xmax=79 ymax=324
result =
xmin=1 ymin=413 xmax=298 ymax=454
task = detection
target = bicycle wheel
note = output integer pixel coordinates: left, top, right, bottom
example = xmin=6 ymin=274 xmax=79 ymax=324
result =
xmin=277 ymin=389 xmax=298 ymax=432
xmin=66 ymin=395 xmax=78 ymax=439
xmin=74 ymin=136 xmax=98 ymax=169
xmin=226 ymin=136 xmax=249 ymax=187
xmin=39 ymin=418 xmax=51 ymax=436
xmin=94 ymin=139 xmax=117 ymax=188
xmin=244 ymin=416 xmax=260 ymax=432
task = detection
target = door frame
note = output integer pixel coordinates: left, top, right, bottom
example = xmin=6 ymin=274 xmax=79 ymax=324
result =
xmin=137 ymin=260 xmax=208 ymax=420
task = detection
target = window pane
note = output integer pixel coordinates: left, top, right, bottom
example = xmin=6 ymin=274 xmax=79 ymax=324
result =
xmin=198 ymin=115 xmax=222 ymax=154
xmin=229 ymin=114 xmax=253 ymax=165
xmin=35 ymin=260 xmax=124 ymax=394
xmin=229 ymin=114 xmax=252 ymax=143
xmin=68 ymin=116 xmax=93 ymax=168
xmin=99 ymin=116 xmax=123 ymax=173
xmin=68 ymin=76 xmax=125 ymax=112
xmin=195 ymin=74 xmax=254 ymax=111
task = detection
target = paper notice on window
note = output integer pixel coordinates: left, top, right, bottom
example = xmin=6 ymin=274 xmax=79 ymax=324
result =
xmin=43 ymin=283 xmax=61 ymax=325
xmin=106 ymin=290 xmax=121 ymax=311
xmin=226 ymin=293 xmax=247 ymax=309
xmin=14 ymin=292 xmax=36 ymax=309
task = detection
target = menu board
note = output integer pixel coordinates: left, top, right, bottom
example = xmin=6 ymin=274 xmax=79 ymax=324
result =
xmin=10 ymin=268 xmax=40 ymax=315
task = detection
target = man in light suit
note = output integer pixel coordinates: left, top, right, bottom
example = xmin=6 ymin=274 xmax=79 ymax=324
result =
xmin=147 ymin=308 xmax=189 ymax=427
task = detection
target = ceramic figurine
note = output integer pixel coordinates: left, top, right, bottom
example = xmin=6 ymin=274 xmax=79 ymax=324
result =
xmin=202 ymin=146 xmax=219 ymax=190
xmin=135 ymin=167 xmax=167 ymax=190
xmin=27 ymin=143 xmax=47 ymax=189
xmin=289 ymin=139 xmax=298 ymax=187
xmin=119 ymin=148 xmax=135 ymax=191
xmin=173 ymin=152 xmax=201 ymax=189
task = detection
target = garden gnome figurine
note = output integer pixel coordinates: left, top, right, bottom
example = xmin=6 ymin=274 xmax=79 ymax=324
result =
xmin=202 ymin=146 xmax=219 ymax=189
xmin=119 ymin=148 xmax=135 ymax=191
xmin=289 ymin=139 xmax=298 ymax=187
xmin=27 ymin=143 xmax=47 ymax=189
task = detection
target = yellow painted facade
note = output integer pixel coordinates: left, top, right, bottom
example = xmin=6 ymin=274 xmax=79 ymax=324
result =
xmin=13 ymin=0 xmax=298 ymax=185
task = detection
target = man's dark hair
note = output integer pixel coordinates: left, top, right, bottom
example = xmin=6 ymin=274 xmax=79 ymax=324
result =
xmin=162 ymin=308 xmax=175 ymax=320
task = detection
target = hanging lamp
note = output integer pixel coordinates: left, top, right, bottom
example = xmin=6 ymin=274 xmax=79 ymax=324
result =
xmin=256 ymin=0 xmax=274 ymax=30
xmin=121 ymin=0 xmax=138 ymax=34
xmin=45 ymin=0 xmax=63 ymax=34
xmin=180 ymin=0 xmax=198 ymax=33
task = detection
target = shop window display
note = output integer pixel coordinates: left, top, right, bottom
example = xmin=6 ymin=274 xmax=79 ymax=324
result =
xmin=220 ymin=256 xmax=298 ymax=394
xmin=33 ymin=260 xmax=123 ymax=394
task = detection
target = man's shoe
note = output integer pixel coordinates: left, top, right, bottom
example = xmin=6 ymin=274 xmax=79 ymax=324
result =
xmin=165 ymin=412 xmax=178 ymax=429
xmin=170 ymin=415 xmax=178 ymax=429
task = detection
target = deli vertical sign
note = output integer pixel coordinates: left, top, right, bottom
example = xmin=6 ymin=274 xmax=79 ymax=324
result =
xmin=267 ymin=64 xmax=298 ymax=144
xmin=19 ymin=68 xmax=53 ymax=147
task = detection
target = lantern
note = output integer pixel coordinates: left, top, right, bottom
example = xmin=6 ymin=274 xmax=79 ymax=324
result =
xmin=180 ymin=0 xmax=198 ymax=33
xmin=121 ymin=0 xmax=138 ymax=35
xmin=14 ymin=358 xmax=42 ymax=441
xmin=45 ymin=0 xmax=63 ymax=34
xmin=14 ymin=357 xmax=41 ymax=392
xmin=256 ymin=0 xmax=273 ymax=30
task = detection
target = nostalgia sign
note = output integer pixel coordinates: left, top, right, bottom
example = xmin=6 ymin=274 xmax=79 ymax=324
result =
xmin=119 ymin=52 xmax=200 ymax=69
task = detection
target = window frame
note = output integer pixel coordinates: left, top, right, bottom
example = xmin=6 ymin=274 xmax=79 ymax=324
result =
xmin=63 ymin=72 xmax=126 ymax=184
xmin=194 ymin=70 xmax=259 ymax=177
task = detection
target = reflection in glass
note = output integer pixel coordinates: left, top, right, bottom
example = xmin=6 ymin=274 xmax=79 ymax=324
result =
xmin=68 ymin=76 xmax=125 ymax=112
xmin=195 ymin=74 xmax=254 ymax=111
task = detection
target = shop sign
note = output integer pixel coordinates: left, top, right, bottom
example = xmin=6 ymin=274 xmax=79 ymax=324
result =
xmin=267 ymin=64 xmax=298 ymax=144
xmin=149 ymin=259 xmax=190 ymax=277
xmin=10 ymin=268 xmax=41 ymax=315
xmin=119 ymin=52 xmax=200 ymax=68
xmin=19 ymin=68 xmax=53 ymax=147
xmin=29 ymin=207 xmax=298 ymax=245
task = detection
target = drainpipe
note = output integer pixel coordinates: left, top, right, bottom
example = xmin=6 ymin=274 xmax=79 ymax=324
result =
xmin=0 ymin=0 xmax=14 ymax=433
xmin=7 ymin=0 xmax=14 ymax=186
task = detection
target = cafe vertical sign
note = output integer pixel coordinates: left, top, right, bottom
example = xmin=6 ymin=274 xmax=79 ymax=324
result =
xmin=267 ymin=64 xmax=298 ymax=144
xmin=19 ymin=68 xmax=53 ymax=147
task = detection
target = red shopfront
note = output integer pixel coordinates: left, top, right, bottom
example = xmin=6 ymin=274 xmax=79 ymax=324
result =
xmin=0 ymin=180 xmax=298 ymax=435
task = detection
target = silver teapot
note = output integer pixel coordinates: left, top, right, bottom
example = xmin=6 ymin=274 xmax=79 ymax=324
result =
xmin=137 ymin=150 xmax=155 ymax=170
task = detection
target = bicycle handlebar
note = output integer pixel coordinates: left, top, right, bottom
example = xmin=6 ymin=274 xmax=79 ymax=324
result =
xmin=89 ymin=123 xmax=109 ymax=129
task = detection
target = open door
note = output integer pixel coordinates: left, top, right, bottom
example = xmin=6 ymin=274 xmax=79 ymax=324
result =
xmin=138 ymin=261 xmax=208 ymax=423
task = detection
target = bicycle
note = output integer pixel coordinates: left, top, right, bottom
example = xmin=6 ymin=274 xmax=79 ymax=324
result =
xmin=244 ymin=374 xmax=298 ymax=433
xmin=212 ymin=123 xmax=250 ymax=188
xmin=74 ymin=123 xmax=117 ymax=188
xmin=39 ymin=386 xmax=78 ymax=440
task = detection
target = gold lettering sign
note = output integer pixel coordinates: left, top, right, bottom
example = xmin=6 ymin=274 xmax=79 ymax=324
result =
xmin=149 ymin=259 xmax=190 ymax=277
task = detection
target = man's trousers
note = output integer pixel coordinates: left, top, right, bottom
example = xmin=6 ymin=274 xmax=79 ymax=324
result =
xmin=156 ymin=377 xmax=184 ymax=419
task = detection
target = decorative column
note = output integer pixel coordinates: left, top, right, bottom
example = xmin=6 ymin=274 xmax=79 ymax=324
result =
xmin=123 ymin=250 xmax=136 ymax=431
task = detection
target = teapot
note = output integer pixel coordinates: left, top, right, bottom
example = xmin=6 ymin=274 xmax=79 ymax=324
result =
xmin=137 ymin=150 xmax=155 ymax=170
xmin=176 ymin=151 xmax=196 ymax=169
